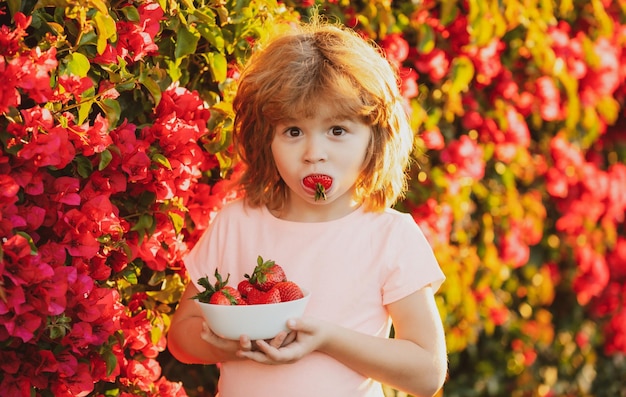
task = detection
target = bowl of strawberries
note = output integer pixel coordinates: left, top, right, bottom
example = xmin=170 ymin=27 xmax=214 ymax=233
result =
xmin=192 ymin=256 xmax=310 ymax=340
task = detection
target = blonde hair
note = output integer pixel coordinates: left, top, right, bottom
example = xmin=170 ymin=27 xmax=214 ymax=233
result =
xmin=232 ymin=20 xmax=414 ymax=212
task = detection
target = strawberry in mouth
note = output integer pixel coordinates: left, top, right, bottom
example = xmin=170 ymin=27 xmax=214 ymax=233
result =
xmin=303 ymin=174 xmax=332 ymax=201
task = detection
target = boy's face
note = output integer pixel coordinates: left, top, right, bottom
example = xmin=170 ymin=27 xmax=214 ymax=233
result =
xmin=270 ymin=102 xmax=371 ymax=221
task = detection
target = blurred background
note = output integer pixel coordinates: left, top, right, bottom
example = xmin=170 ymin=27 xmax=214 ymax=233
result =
xmin=0 ymin=0 xmax=624 ymax=396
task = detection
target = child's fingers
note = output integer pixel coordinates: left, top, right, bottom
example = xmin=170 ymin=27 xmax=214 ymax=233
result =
xmin=267 ymin=331 xmax=289 ymax=348
xmin=239 ymin=335 xmax=253 ymax=352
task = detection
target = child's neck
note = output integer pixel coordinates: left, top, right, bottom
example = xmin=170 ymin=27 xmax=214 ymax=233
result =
xmin=269 ymin=198 xmax=361 ymax=223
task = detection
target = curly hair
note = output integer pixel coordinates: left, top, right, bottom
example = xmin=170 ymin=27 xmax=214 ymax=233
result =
xmin=232 ymin=19 xmax=415 ymax=212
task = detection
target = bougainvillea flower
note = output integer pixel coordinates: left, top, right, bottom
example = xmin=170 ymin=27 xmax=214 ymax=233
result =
xmin=379 ymin=33 xmax=409 ymax=67
xmin=535 ymin=76 xmax=563 ymax=121
xmin=414 ymin=48 xmax=449 ymax=82
xmin=440 ymin=135 xmax=485 ymax=180
xmin=573 ymin=245 xmax=610 ymax=305
xmin=604 ymin=309 xmax=626 ymax=354
xmin=3 ymin=310 xmax=42 ymax=342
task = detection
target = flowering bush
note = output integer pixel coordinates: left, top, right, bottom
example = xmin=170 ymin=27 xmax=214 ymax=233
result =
xmin=0 ymin=1 xmax=297 ymax=396
xmin=0 ymin=0 xmax=624 ymax=396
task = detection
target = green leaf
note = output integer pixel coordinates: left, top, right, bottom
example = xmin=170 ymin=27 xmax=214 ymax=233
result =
xmin=64 ymin=52 xmax=91 ymax=77
xmin=175 ymin=24 xmax=201 ymax=59
xmin=93 ymin=11 xmax=117 ymax=54
xmin=77 ymin=98 xmax=94 ymax=125
xmin=439 ymin=0 xmax=459 ymax=25
xmin=16 ymin=231 xmax=38 ymax=255
xmin=131 ymin=213 xmax=154 ymax=233
xmin=207 ymin=51 xmax=227 ymax=83
xmin=103 ymin=348 xmax=118 ymax=376
xmin=99 ymin=148 xmax=113 ymax=170
xmin=75 ymin=155 xmax=93 ymax=178
xmin=197 ymin=23 xmax=225 ymax=52
xmin=152 ymin=153 xmax=172 ymax=170
xmin=99 ymin=98 xmax=121 ymax=127
xmin=450 ymin=55 xmax=475 ymax=94
xmin=139 ymin=73 xmax=162 ymax=106
xmin=120 ymin=5 xmax=140 ymax=22
xmin=417 ymin=24 xmax=435 ymax=54
xmin=168 ymin=212 xmax=184 ymax=235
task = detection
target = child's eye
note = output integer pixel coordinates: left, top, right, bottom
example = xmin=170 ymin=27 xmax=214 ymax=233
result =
xmin=330 ymin=126 xmax=346 ymax=136
xmin=285 ymin=127 xmax=302 ymax=137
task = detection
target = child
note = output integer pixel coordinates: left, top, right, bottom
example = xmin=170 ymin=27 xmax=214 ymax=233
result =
xmin=167 ymin=18 xmax=447 ymax=397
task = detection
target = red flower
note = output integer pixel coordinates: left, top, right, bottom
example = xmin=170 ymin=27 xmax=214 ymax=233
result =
xmin=421 ymin=127 xmax=445 ymax=150
xmin=68 ymin=114 xmax=112 ymax=156
xmin=606 ymin=163 xmax=626 ymax=222
xmin=607 ymin=237 xmax=626 ymax=281
xmin=0 ymin=12 xmax=31 ymax=57
xmin=3 ymin=310 xmax=42 ymax=342
xmin=580 ymin=37 xmax=620 ymax=106
xmin=466 ymin=38 xmax=505 ymax=86
xmin=440 ymin=135 xmax=485 ymax=180
xmin=50 ymin=362 xmax=94 ymax=397
xmin=414 ymin=48 xmax=449 ymax=82
xmin=17 ymin=126 xmax=75 ymax=169
xmin=499 ymin=224 xmax=530 ymax=268
xmin=399 ymin=67 xmax=419 ymax=99
xmin=380 ymin=33 xmax=409 ymax=67
xmin=604 ymin=309 xmax=626 ymax=354
xmin=410 ymin=198 xmax=453 ymax=247
xmin=115 ymin=15 xmax=160 ymax=64
xmin=573 ymin=245 xmax=610 ymax=305
xmin=124 ymin=358 xmax=162 ymax=392
xmin=534 ymin=76 xmax=562 ymax=121
xmin=54 ymin=74 xmax=94 ymax=104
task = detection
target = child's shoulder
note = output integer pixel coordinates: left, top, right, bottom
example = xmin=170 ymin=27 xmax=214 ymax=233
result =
xmin=216 ymin=198 xmax=265 ymax=220
xmin=359 ymin=207 xmax=421 ymax=233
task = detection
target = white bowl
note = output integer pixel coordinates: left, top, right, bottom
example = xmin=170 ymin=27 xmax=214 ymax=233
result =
xmin=196 ymin=291 xmax=311 ymax=340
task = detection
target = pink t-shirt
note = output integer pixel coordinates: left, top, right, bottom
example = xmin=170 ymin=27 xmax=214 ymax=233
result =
xmin=184 ymin=199 xmax=445 ymax=397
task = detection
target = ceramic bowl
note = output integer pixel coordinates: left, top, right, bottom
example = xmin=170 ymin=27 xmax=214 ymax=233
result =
xmin=196 ymin=291 xmax=311 ymax=340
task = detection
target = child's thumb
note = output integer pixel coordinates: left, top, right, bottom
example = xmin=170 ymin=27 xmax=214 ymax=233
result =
xmin=287 ymin=317 xmax=310 ymax=332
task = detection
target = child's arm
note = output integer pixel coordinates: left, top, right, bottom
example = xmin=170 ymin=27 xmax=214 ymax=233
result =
xmin=167 ymin=283 xmax=246 ymax=364
xmin=238 ymin=286 xmax=448 ymax=397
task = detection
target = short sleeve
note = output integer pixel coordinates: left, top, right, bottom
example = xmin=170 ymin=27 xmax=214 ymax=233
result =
xmin=380 ymin=213 xmax=445 ymax=305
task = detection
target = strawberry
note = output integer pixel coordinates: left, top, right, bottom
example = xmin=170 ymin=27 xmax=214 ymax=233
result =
xmin=247 ymin=286 xmax=281 ymax=305
xmin=273 ymin=281 xmax=304 ymax=302
xmin=192 ymin=269 xmax=244 ymax=305
xmin=237 ymin=279 xmax=254 ymax=298
xmin=209 ymin=287 xmax=246 ymax=305
xmin=303 ymin=175 xmax=332 ymax=201
xmin=245 ymin=256 xmax=286 ymax=292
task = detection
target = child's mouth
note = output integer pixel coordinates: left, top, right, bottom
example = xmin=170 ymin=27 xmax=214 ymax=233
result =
xmin=303 ymin=175 xmax=332 ymax=201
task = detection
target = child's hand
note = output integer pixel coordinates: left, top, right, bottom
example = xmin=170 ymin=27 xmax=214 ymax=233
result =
xmin=200 ymin=322 xmax=249 ymax=361
xmin=236 ymin=317 xmax=327 ymax=365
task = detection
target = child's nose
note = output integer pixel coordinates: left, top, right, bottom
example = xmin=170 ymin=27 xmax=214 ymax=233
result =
xmin=303 ymin=135 xmax=327 ymax=163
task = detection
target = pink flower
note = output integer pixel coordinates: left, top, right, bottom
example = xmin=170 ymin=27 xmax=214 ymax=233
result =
xmin=535 ymin=76 xmax=562 ymax=121
xmin=3 ymin=310 xmax=42 ymax=342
